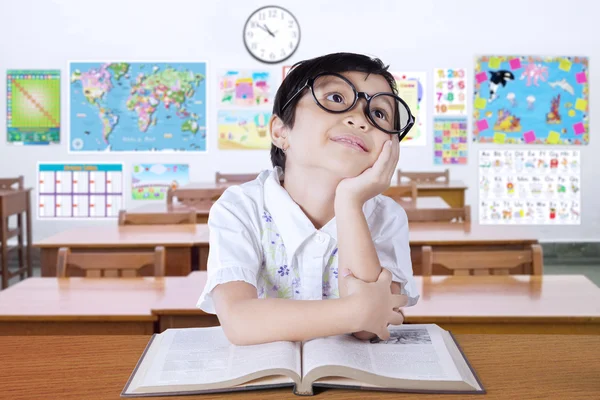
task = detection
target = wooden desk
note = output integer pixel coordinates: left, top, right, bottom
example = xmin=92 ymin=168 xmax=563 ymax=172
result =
xmin=406 ymin=275 xmax=600 ymax=334
xmin=1 ymin=334 xmax=597 ymax=399
xmin=151 ymin=272 xmax=600 ymax=335
xmin=34 ymin=225 xmax=209 ymax=276
xmin=409 ymin=222 xmax=539 ymax=274
xmin=0 ymin=188 xmax=33 ymax=289
xmin=0 ymin=276 xmax=211 ymax=335
xmin=128 ymin=196 xmax=450 ymax=225
xmin=390 ymin=180 xmax=467 ymax=208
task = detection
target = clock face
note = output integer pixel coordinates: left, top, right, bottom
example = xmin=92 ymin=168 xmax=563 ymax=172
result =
xmin=243 ymin=6 xmax=300 ymax=64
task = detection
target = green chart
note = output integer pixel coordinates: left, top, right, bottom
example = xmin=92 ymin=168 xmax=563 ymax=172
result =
xmin=7 ymin=70 xmax=60 ymax=145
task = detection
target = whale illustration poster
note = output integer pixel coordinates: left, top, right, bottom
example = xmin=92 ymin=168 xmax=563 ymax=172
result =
xmin=479 ymin=150 xmax=581 ymax=225
xmin=433 ymin=68 xmax=468 ymax=116
xmin=473 ymin=56 xmax=589 ymax=145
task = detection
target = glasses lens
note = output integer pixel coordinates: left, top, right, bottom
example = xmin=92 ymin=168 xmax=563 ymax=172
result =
xmin=312 ymin=74 xmax=356 ymax=112
xmin=370 ymin=94 xmax=411 ymax=133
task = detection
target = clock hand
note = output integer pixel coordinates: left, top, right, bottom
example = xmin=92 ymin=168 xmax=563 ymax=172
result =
xmin=263 ymin=24 xmax=276 ymax=37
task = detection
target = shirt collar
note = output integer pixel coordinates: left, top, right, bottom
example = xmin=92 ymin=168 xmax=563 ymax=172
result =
xmin=263 ymin=167 xmax=381 ymax=262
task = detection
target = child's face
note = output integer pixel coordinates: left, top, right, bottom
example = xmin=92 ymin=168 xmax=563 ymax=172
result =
xmin=284 ymin=71 xmax=397 ymax=179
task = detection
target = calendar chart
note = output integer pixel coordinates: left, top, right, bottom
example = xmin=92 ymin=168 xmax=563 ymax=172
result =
xmin=37 ymin=163 xmax=123 ymax=219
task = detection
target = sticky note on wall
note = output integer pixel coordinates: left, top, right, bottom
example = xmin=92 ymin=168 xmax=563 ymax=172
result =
xmin=559 ymin=58 xmax=572 ymax=72
xmin=547 ymin=131 xmax=560 ymax=144
xmin=474 ymin=97 xmax=487 ymax=109
xmin=575 ymin=99 xmax=588 ymax=111
xmin=493 ymin=132 xmax=506 ymax=144
xmin=488 ymin=57 xmax=501 ymax=69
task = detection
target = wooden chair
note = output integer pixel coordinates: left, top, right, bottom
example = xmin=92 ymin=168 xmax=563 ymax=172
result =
xmin=421 ymin=244 xmax=543 ymax=276
xmin=397 ymin=169 xmax=449 ymax=184
xmin=0 ymin=176 xmax=24 ymax=190
xmin=166 ymin=188 xmax=223 ymax=207
xmin=406 ymin=205 xmax=470 ymax=223
xmin=56 ymin=246 xmax=166 ymax=278
xmin=215 ymin=172 xmax=257 ymax=184
xmin=385 ymin=182 xmax=418 ymax=207
xmin=118 ymin=210 xmax=196 ymax=226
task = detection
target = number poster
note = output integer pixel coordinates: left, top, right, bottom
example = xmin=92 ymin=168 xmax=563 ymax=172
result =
xmin=433 ymin=68 xmax=468 ymax=116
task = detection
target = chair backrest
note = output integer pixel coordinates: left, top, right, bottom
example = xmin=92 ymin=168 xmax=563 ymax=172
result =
xmin=118 ymin=210 xmax=196 ymax=226
xmin=215 ymin=172 xmax=257 ymax=184
xmin=406 ymin=205 xmax=470 ymax=223
xmin=56 ymin=246 xmax=166 ymax=278
xmin=421 ymin=244 xmax=543 ymax=276
xmin=167 ymin=188 xmax=224 ymax=206
xmin=397 ymin=169 xmax=449 ymax=184
xmin=0 ymin=176 xmax=24 ymax=190
xmin=386 ymin=182 xmax=418 ymax=206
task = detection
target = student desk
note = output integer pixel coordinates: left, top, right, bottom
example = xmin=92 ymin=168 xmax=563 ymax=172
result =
xmin=128 ymin=196 xmax=450 ymax=224
xmin=0 ymin=276 xmax=214 ymax=335
xmin=0 ymin=188 xmax=33 ymax=289
xmin=408 ymin=222 xmax=539 ymax=274
xmin=151 ymin=272 xmax=600 ymax=335
xmin=0 ymin=334 xmax=597 ymax=399
xmin=34 ymin=225 xmax=209 ymax=276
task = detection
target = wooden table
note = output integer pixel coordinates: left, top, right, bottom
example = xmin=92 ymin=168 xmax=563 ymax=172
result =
xmin=34 ymin=225 xmax=209 ymax=276
xmin=128 ymin=196 xmax=450 ymax=224
xmin=1 ymin=334 xmax=597 ymax=399
xmin=0 ymin=276 xmax=212 ymax=335
xmin=0 ymin=188 xmax=33 ymax=289
xmin=409 ymin=222 xmax=539 ymax=274
xmin=395 ymin=180 xmax=468 ymax=208
xmin=151 ymin=272 xmax=600 ymax=335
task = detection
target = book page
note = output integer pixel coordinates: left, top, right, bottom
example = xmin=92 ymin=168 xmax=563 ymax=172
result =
xmin=141 ymin=327 xmax=301 ymax=388
xmin=303 ymin=324 xmax=462 ymax=382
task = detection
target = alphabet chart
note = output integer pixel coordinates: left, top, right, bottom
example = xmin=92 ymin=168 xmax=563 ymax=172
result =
xmin=479 ymin=150 xmax=580 ymax=224
xmin=37 ymin=163 xmax=124 ymax=219
xmin=433 ymin=68 xmax=468 ymax=116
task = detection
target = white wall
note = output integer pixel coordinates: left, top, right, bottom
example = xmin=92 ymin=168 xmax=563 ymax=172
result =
xmin=0 ymin=0 xmax=598 ymax=242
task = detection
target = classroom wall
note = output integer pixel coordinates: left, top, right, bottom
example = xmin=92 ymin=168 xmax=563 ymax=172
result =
xmin=0 ymin=0 xmax=598 ymax=242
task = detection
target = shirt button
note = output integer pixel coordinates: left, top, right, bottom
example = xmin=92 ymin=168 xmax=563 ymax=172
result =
xmin=315 ymin=233 xmax=325 ymax=243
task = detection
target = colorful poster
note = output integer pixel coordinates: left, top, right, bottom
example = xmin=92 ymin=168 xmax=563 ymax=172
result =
xmin=7 ymin=70 xmax=60 ymax=145
xmin=218 ymin=110 xmax=272 ymax=150
xmin=433 ymin=117 xmax=468 ymax=165
xmin=37 ymin=163 xmax=124 ymax=219
xmin=69 ymin=62 xmax=207 ymax=152
xmin=218 ymin=70 xmax=276 ymax=107
xmin=131 ymin=163 xmax=189 ymax=200
xmin=433 ymin=68 xmax=467 ymax=116
xmin=479 ymin=150 xmax=580 ymax=225
xmin=473 ymin=56 xmax=589 ymax=145
xmin=392 ymin=72 xmax=426 ymax=146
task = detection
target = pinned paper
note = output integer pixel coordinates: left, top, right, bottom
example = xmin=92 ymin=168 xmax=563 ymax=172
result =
xmin=509 ymin=58 xmax=522 ymax=70
xmin=523 ymin=130 xmax=536 ymax=143
xmin=573 ymin=122 xmax=585 ymax=135
xmin=547 ymin=131 xmax=560 ymax=144
xmin=474 ymin=97 xmax=487 ymax=109
xmin=559 ymin=58 xmax=572 ymax=72
xmin=475 ymin=71 xmax=488 ymax=83
xmin=476 ymin=119 xmax=489 ymax=131
xmin=488 ymin=57 xmax=501 ymax=69
xmin=493 ymin=132 xmax=506 ymax=144
xmin=575 ymin=98 xmax=588 ymax=112
xmin=575 ymin=71 xmax=587 ymax=84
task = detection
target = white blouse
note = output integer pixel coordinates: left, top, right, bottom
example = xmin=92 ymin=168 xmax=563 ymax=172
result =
xmin=197 ymin=167 xmax=419 ymax=314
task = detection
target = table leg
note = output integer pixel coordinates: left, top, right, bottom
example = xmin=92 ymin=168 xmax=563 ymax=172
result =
xmin=1 ymin=217 xmax=8 ymax=289
xmin=25 ymin=192 xmax=32 ymax=278
xmin=17 ymin=213 xmax=25 ymax=280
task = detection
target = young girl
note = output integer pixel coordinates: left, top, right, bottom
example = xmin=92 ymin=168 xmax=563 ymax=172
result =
xmin=198 ymin=52 xmax=419 ymax=345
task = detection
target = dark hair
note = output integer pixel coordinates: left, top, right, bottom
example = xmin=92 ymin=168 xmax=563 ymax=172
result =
xmin=270 ymin=52 xmax=397 ymax=172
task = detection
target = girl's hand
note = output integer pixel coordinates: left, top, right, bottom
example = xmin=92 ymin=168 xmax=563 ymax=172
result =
xmin=342 ymin=267 xmax=407 ymax=340
xmin=335 ymin=135 xmax=400 ymax=207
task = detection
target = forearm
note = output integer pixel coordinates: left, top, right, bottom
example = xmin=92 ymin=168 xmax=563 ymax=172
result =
xmin=335 ymin=199 xmax=382 ymax=292
xmin=223 ymin=296 xmax=358 ymax=346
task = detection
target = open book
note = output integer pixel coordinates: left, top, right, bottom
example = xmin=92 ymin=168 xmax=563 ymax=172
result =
xmin=122 ymin=324 xmax=484 ymax=397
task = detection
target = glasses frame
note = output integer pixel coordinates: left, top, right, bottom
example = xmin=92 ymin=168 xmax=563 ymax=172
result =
xmin=280 ymin=72 xmax=415 ymax=140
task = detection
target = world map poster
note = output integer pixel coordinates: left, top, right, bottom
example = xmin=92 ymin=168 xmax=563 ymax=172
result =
xmin=473 ymin=56 xmax=589 ymax=145
xmin=69 ymin=62 xmax=207 ymax=152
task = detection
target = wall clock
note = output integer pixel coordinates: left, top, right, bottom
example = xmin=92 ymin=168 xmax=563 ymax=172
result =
xmin=243 ymin=6 xmax=300 ymax=64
